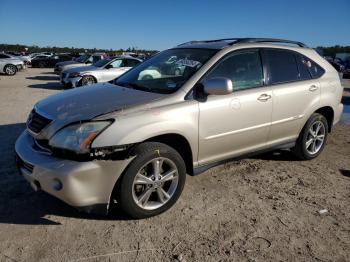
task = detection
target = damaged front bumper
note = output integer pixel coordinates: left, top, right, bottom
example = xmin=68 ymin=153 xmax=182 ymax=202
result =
xmin=15 ymin=131 xmax=133 ymax=215
xmin=60 ymin=74 xmax=82 ymax=88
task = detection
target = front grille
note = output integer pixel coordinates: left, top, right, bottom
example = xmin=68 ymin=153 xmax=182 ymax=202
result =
xmin=27 ymin=109 xmax=52 ymax=134
xmin=15 ymin=153 xmax=34 ymax=173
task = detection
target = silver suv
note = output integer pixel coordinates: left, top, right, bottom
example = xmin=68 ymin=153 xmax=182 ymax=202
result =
xmin=15 ymin=38 xmax=344 ymax=218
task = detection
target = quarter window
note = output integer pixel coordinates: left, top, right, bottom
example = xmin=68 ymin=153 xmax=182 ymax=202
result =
xmin=302 ymin=56 xmax=325 ymax=78
xmin=205 ymin=50 xmax=264 ymax=91
xmin=265 ymin=49 xmax=299 ymax=84
xmin=296 ymin=54 xmax=312 ymax=80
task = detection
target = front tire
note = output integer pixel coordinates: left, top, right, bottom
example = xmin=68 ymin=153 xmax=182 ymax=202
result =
xmin=4 ymin=64 xmax=17 ymax=75
xmin=80 ymin=75 xmax=96 ymax=86
xmin=292 ymin=113 xmax=328 ymax=160
xmin=118 ymin=142 xmax=186 ymax=219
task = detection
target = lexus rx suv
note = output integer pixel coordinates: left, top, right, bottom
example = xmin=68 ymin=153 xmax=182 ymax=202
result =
xmin=15 ymin=38 xmax=344 ymax=218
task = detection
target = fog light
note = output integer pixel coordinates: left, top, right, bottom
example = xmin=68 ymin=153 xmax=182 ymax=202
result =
xmin=52 ymin=179 xmax=63 ymax=191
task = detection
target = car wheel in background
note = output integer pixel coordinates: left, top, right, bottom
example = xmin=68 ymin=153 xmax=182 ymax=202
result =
xmin=118 ymin=142 xmax=186 ymax=219
xmin=292 ymin=113 xmax=328 ymax=160
xmin=4 ymin=64 xmax=17 ymax=76
xmin=81 ymin=75 xmax=96 ymax=86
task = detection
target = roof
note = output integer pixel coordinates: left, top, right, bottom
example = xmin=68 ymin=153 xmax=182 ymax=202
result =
xmin=176 ymin=38 xmax=308 ymax=50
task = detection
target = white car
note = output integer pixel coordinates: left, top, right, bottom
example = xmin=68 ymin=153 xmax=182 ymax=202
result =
xmin=0 ymin=53 xmax=25 ymax=75
xmin=61 ymin=56 xmax=142 ymax=88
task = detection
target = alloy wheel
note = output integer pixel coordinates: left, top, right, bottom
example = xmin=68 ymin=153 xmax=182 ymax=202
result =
xmin=305 ymin=120 xmax=326 ymax=155
xmin=5 ymin=65 xmax=16 ymax=75
xmin=132 ymin=157 xmax=179 ymax=210
xmin=82 ymin=76 xmax=95 ymax=85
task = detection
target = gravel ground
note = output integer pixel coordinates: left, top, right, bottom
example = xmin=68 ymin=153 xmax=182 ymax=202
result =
xmin=0 ymin=68 xmax=349 ymax=262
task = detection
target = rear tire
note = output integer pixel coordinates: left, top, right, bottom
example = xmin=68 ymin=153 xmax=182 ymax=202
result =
xmin=292 ymin=113 xmax=328 ymax=160
xmin=118 ymin=142 xmax=186 ymax=219
xmin=4 ymin=64 xmax=17 ymax=76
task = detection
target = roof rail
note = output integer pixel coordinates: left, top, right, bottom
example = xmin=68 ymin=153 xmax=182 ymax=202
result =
xmin=177 ymin=38 xmax=241 ymax=46
xmin=233 ymin=38 xmax=308 ymax=48
xmin=178 ymin=38 xmax=308 ymax=48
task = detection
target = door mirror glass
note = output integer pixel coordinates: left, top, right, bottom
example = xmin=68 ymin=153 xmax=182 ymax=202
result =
xmin=202 ymin=77 xmax=233 ymax=95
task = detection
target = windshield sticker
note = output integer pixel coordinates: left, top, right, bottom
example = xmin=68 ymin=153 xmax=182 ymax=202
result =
xmin=175 ymin=58 xmax=201 ymax=67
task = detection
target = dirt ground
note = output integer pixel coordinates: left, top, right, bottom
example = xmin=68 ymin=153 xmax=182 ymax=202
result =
xmin=0 ymin=68 xmax=349 ymax=262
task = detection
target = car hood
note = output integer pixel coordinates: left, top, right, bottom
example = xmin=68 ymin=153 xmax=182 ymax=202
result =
xmin=63 ymin=65 xmax=97 ymax=74
xmin=35 ymin=83 xmax=164 ymax=137
xmin=61 ymin=63 xmax=88 ymax=71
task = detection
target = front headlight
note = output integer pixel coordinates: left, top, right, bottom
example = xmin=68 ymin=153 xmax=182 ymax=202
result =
xmin=49 ymin=121 xmax=111 ymax=153
xmin=69 ymin=72 xmax=81 ymax=78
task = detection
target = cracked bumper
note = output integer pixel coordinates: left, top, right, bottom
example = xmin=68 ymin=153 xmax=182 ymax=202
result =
xmin=15 ymin=131 xmax=133 ymax=214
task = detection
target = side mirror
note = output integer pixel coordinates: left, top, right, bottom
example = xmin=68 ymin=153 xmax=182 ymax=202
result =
xmin=105 ymin=64 xmax=113 ymax=69
xmin=202 ymin=77 xmax=233 ymax=95
xmin=85 ymin=60 xmax=92 ymax=64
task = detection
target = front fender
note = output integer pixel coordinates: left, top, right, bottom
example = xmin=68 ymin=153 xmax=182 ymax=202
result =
xmin=91 ymin=100 xmax=199 ymax=162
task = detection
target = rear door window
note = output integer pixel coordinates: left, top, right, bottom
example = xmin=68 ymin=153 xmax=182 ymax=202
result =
xmin=265 ymin=49 xmax=299 ymax=84
xmin=124 ymin=59 xmax=141 ymax=67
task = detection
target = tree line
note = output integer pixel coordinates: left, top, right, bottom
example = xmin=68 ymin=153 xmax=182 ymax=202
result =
xmin=1 ymin=43 xmax=349 ymax=58
xmin=317 ymin=45 xmax=350 ymax=58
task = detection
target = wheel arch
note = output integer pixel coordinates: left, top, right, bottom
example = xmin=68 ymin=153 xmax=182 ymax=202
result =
xmin=108 ymin=134 xmax=193 ymax=213
xmin=315 ymin=106 xmax=334 ymax=132
xmin=79 ymin=74 xmax=98 ymax=86
xmin=3 ymin=64 xmax=17 ymax=73
xmin=144 ymin=133 xmax=194 ymax=175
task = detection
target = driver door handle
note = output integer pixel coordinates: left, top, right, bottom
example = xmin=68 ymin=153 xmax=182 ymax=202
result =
xmin=257 ymin=94 xmax=271 ymax=102
xmin=309 ymin=85 xmax=319 ymax=92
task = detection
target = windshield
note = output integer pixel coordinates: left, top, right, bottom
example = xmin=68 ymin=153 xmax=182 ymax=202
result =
xmin=76 ymin=54 xmax=90 ymax=63
xmin=114 ymin=48 xmax=217 ymax=94
xmin=93 ymin=58 xmax=111 ymax=67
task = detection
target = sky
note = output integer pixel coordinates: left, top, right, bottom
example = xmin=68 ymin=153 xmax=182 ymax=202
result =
xmin=0 ymin=0 xmax=349 ymax=50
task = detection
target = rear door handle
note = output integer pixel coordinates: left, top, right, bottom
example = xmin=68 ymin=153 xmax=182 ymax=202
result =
xmin=257 ymin=94 xmax=271 ymax=102
xmin=309 ymin=85 xmax=319 ymax=92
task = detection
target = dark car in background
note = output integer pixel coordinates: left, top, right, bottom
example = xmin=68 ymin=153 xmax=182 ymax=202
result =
xmin=336 ymin=56 xmax=350 ymax=79
xmin=54 ymin=53 xmax=108 ymax=74
xmin=31 ymin=54 xmax=73 ymax=68
xmin=329 ymin=60 xmax=345 ymax=72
